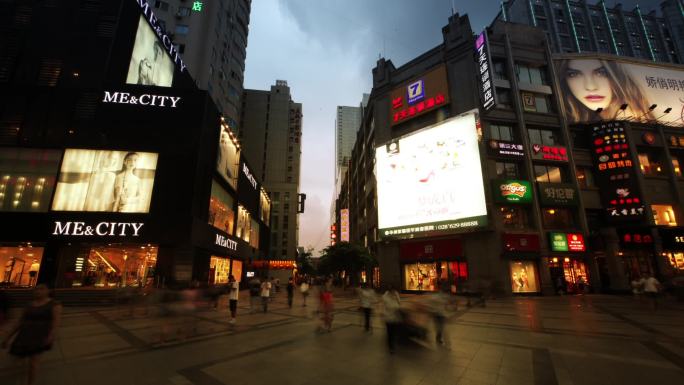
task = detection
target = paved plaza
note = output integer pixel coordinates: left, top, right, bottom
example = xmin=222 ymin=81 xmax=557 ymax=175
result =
xmin=1 ymin=290 xmax=683 ymax=385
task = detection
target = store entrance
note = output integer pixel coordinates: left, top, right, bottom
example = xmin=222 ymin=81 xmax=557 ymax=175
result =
xmin=402 ymin=260 xmax=467 ymax=292
xmin=549 ymin=257 xmax=589 ymax=294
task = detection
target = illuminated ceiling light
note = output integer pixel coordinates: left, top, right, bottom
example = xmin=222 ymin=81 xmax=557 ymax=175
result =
xmin=547 ymin=209 xmax=555 ymax=215
xmin=564 ymin=257 xmax=570 ymax=263
xmin=552 ymin=257 xmax=558 ymax=263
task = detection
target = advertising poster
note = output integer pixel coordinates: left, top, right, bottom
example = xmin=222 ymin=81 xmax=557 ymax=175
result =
xmin=556 ymin=56 xmax=684 ymax=126
xmin=216 ymin=125 xmax=240 ymax=190
xmin=231 ymin=259 xmax=243 ymax=283
xmin=376 ymin=113 xmax=487 ymax=239
xmin=509 ymin=261 xmax=540 ymax=293
xmin=260 ymin=189 xmax=271 ymax=224
xmin=52 ymin=149 xmax=158 ymax=213
xmin=126 ymin=16 xmax=175 ymax=87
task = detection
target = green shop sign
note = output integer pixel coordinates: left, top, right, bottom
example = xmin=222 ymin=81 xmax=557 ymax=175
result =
xmin=549 ymin=232 xmax=569 ymax=252
xmin=493 ymin=180 xmax=532 ymax=204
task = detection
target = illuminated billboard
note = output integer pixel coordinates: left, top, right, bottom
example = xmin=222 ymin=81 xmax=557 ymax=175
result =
xmin=556 ymin=56 xmax=684 ymax=126
xmin=340 ymin=208 xmax=350 ymax=242
xmin=126 ymin=16 xmax=175 ymax=87
xmin=216 ymin=123 xmax=240 ymax=190
xmin=389 ymin=65 xmax=450 ymax=126
xmin=52 ymin=150 xmax=158 ymax=213
xmin=376 ymin=112 xmax=487 ymax=239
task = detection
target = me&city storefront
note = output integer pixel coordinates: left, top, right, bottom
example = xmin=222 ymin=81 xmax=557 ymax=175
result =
xmin=399 ymin=238 xmax=467 ymax=292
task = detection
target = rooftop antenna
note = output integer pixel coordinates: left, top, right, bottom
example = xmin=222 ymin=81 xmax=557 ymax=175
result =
xmin=451 ymin=0 xmax=455 ymax=16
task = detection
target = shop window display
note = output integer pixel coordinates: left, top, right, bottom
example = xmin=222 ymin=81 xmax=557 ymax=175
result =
xmin=209 ymin=256 xmax=230 ymax=285
xmin=509 ymin=261 xmax=540 ymax=293
xmin=0 ymin=244 xmax=44 ymax=287
xmin=0 ymin=148 xmax=61 ymax=212
xmin=63 ymin=244 xmax=157 ymax=288
xmin=209 ymin=181 xmax=235 ymax=234
xmin=666 ymin=252 xmax=684 ymax=271
xmin=549 ymin=257 xmax=589 ymax=293
xmin=249 ymin=218 xmax=259 ymax=248
xmin=403 ymin=262 xmax=467 ymax=291
xmin=236 ymin=205 xmax=251 ymax=242
xmin=231 ymin=259 xmax=242 ymax=283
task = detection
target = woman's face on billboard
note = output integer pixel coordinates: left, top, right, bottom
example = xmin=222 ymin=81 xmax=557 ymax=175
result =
xmin=564 ymin=59 xmax=613 ymax=111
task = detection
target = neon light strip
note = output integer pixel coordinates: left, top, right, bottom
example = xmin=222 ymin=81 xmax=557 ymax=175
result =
xmin=528 ymin=0 xmax=537 ymax=27
xmin=601 ymin=0 xmax=619 ymax=55
xmin=565 ymin=0 xmax=581 ymax=52
xmin=635 ymin=5 xmax=656 ymax=61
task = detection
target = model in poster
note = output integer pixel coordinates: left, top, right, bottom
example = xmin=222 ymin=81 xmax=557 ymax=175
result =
xmin=137 ymin=41 xmax=165 ymax=85
xmin=558 ymin=59 xmax=655 ymax=124
xmin=84 ymin=152 xmax=118 ymax=211
xmin=113 ymin=153 xmax=141 ymax=213
xmin=217 ymin=128 xmax=237 ymax=184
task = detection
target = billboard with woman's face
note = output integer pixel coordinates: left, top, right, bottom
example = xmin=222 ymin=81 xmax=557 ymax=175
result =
xmin=556 ymin=56 xmax=684 ymax=126
xmin=216 ymin=125 xmax=240 ymax=190
xmin=52 ymin=150 xmax=158 ymax=213
xmin=126 ymin=16 xmax=175 ymax=87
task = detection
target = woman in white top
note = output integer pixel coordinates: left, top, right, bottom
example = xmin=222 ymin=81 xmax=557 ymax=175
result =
xmin=228 ymin=275 xmax=239 ymax=324
xmin=113 ymin=153 xmax=142 ymax=212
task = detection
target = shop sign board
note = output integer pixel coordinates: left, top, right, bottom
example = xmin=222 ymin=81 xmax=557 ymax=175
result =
xmin=376 ymin=112 xmax=487 ymax=239
xmin=502 ymin=233 xmax=540 ymax=252
xmin=340 ymin=208 xmax=350 ymax=242
xmin=487 ymin=139 xmax=524 ymax=158
xmin=389 ymin=65 xmax=450 ymax=126
xmin=475 ymin=30 xmax=497 ymax=111
xmin=51 ymin=221 xmax=144 ymax=237
xmin=549 ymin=232 xmax=568 ymax=252
xmin=537 ymin=183 xmax=578 ymax=206
xmin=618 ymin=229 xmax=654 ymax=248
xmin=659 ymin=228 xmax=684 ymax=250
xmin=102 ymin=91 xmax=181 ymax=107
xmin=590 ymin=121 xmax=645 ymax=221
xmin=493 ymin=180 xmax=533 ymax=204
xmin=522 ymin=92 xmax=536 ymax=112
xmin=531 ymin=144 xmax=568 ymax=162
xmin=567 ymin=233 xmax=586 ymax=252
xmin=215 ymin=233 xmax=238 ymax=251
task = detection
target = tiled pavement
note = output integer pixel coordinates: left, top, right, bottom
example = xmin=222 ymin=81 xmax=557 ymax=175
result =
xmin=1 ymin=289 xmax=683 ymax=385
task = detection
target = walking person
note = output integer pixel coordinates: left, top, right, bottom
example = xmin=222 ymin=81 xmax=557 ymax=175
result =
xmin=286 ymin=277 xmax=295 ymax=308
xmin=642 ymin=273 xmax=662 ymax=310
xmin=2 ymin=285 xmax=62 ymax=385
xmin=358 ymin=283 xmax=376 ymax=333
xmin=429 ymin=291 xmax=449 ymax=346
xmin=317 ymin=287 xmax=334 ymax=332
xmin=249 ymin=276 xmax=261 ymax=313
xmin=382 ymin=285 xmax=401 ymax=353
xmin=269 ymin=277 xmax=276 ymax=300
xmin=300 ymin=279 xmax=310 ymax=307
xmin=228 ymin=275 xmax=239 ymax=325
xmin=260 ymin=277 xmax=272 ymax=313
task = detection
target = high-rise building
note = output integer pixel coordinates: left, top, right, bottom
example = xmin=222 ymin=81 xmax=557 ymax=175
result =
xmin=239 ymin=81 xmax=302 ymax=258
xmin=499 ymin=0 xmax=680 ymax=63
xmin=149 ymin=0 xmax=251 ymax=127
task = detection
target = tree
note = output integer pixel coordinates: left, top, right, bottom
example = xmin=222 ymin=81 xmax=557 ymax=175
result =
xmin=318 ymin=242 xmax=377 ymax=286
xmin=295 ymin=247 xmax=316 ymax=277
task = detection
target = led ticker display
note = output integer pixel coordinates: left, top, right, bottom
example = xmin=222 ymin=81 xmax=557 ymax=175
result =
xmin=389 ymin=65 xmax=450 ymax=126
xmin=376 ymin=112 xmax=487 ymax=239
xmin=590 ymin=122 xmax=645 ymax=221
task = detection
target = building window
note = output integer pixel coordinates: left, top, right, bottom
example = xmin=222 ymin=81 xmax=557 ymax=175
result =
xmin=542 ymin=208 xmax=575 ymax=228
xmin=499 ymin=206 xmax=529 ymax=229
xmin=496 ymin=162 xmax=520 ymax=179
xmin=177 ymin=6 xmax=191 ymax=16
xmin=534 ymin=165 xmax=563 ymax=183
xmin=652 ymin=204 xmax=677 ymax=226
xmin=638 ymin=152 xmax=664 ymax=176
xmin=515 ymin=64 xmax=548 ymax=85
xmin=534 ymin=94 xmax=551 ymax=113
xmin=493 ymin=60 xmax=507 ymax=80
xmin=236 ymin=205 xmax=252 ymax=242
xmin=489 ymin=124 xmax=514 ymax=141
xmin=673 ymin=156 xmax=683 ymax=177
xmin=0 ymin=149 xmax=61 ymax=212
xmin=528 ymin=128 xmax=560 ymax=146
xmin=175 ymin=24 xmax=189 ymax=35
xmin=208 ymin=181 xmax=235 ymax=235
xmin=496 ymin=88 xmax=512 ymax=109
xmin=154 ymin=1 xmax=169 ymax=11
xmin=576 ymin=167 xmax=596 ymax=188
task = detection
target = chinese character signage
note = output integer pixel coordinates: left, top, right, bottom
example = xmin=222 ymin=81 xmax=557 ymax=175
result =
xmin=389 ymin=65 xmax=450 ymax=126
xmin=659 ymin=228 xmax=684 ymax=251
xmin=538 ymin=183 xmax=578 ymax=206
xmin=549 ymin=232 xmax=568 ymax=252
xmin=618 ymin=229 xmax=654 ymax=249
xmin=340 ymin=208 xmax=350 ymax=242
xmin=493 ymin=180 xmax=533 ymax=204
xmin=531 ymin=144 xmax=568 ymax=162
xmin=487 ymin=140 xmax=525 ymax=158
xmin=590 ymin=121 xmax=645 ymax=221
xmin=475 ymin=31 xmax=496 ymax=111
xmin=567 ymin=233 xmax=586 ymax=252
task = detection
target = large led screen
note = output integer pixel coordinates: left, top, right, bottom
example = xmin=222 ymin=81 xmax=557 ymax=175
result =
xmin=376 ymin=113 xmax=487 ymax=239
xmin=52 ymin=150 xmax=158 ymax=213
xmin=216 ymin=125 xmax=239 ymax=190
xmin=126 ymin=16 xmax=174 ymax=87
xmin=556 ymin=56 xmax=684 ymax=126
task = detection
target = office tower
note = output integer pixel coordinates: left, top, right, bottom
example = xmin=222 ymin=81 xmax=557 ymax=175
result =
xmin=239 ymin=81 xmax=302 ymax=258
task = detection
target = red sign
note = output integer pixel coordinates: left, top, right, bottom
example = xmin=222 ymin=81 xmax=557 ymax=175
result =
xmin=392 ymin=93 xmax=446 ymax=124
xmin=622 ymin=233 xmax=653 ymax=244
xmin=567 ymin=233 xmax=586 ymax=252
xmin=502 ymin=233 xmax=540 ymax=252
xmin=400 ymin=238 xmax=462 ymax=261
xmin=531 ymin=144 xmax=568 ymax=162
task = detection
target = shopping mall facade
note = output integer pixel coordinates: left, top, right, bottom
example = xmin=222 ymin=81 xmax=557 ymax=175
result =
xmin=334 ymin=15 xmax=684 ymax=295
xmin=0 ymin=0 xmax=271 ymax=289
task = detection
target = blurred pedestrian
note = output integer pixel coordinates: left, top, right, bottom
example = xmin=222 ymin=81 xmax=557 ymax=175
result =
xmin=269 ymin=277 xmax=276 ymax=300
xmin=300 ymin=279 xmax=310 ymax=307
xmin=429 ymin=291 xmax=449 ymax=346
xmin=2 ymin=285 xmax=62 ymax=385
xmin=642 ymin=273 xmax=662 ymax=310
xmin=0 ymin=289 xmax=9 ymax=326
xmin=382 ymin=285 xmax=401 ymax=353
xmin=286 ymin=277 xmax=295 ymax=308
xmin=358 ymin=283 xmax=376 ymax=332
xmin=228 ymin=275 xmax=239 ymax=324
xmin=261 ymin=278 xmax=272 ymax=313
xmin=249 ymin=276 xmax=261 ymax=313
xmin=318 ymin=288 xmax=334 ymax=332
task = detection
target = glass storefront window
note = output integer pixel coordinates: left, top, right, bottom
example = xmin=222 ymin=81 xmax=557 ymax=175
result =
xmin=209 ymin=180 xmax=235 ymax=234
xmin=209 ymin=256 xmax=230 ymax=285
xmin=652 ymin=204 xmax=677 ymax=226
xmin=249 ymin=218 xmax=259 ymax=248
xmin=1 ymin=244 xmax=44 ymax=287
xmin=499 ymin=206 xmax=529 ymax=229
xmin=236 ymin=205 xmax=252 ymax=242
xmin=509 ymin=261 xmax=540 ymax=293
xmin=666 ymin=252 xmax=684 ymax=270
xmin=260 ymin=189 xmax=271 ymax=224
xmin=231 ymin=259 xmax=243 ymax=283
xmin=549 ymin=257 xmax=589 ymax=293
xmin=404 ymin=262 xmax=440 ymax=291
xmin=60 ymin=244 xmax=157 ymax=288
xmin=0 ymin=148 xmax=61 ymax=212
xmin=542 ymin=208 xmax=575 ymax=228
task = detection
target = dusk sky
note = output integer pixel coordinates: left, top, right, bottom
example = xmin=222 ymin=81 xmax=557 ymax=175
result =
xmin=242 ymin=0 xmax=658 ymax=255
